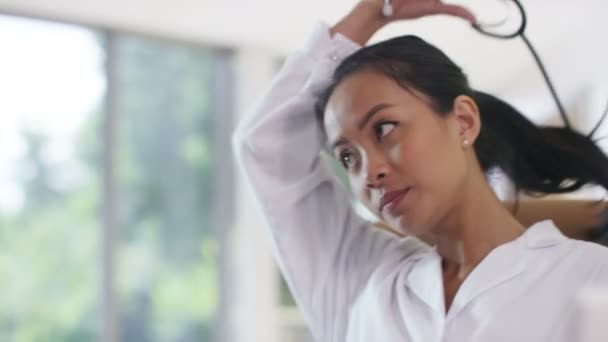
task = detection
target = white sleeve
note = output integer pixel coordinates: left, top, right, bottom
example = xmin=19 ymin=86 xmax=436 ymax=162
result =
xmin=232 ymin=22 xmax=427 ymax=341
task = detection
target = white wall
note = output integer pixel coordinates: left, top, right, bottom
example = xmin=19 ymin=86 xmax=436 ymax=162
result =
xmin=231 ymin=46 xmax=282 ymax=342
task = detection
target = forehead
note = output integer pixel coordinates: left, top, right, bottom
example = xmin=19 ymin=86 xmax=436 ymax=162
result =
xmin=325 ymin=72 xmax=392 ymax=130
xmin=323 ymin=71 xmax=427 ymax=138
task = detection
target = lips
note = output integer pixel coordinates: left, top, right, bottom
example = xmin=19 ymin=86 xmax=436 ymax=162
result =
xmin=379 ymin=188 xmax=410 ymax=214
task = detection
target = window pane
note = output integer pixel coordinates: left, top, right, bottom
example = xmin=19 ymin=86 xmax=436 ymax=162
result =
xmin=0 ymin=15 xmax=104 ymax=341
xmin=116 ymin=35 xmax=224 ymax=341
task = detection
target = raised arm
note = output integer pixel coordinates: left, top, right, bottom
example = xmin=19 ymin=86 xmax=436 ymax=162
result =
xmin=233 ymin=1 xmax=474 ymax=340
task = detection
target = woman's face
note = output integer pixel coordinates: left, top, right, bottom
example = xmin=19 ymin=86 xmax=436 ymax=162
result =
xmin=324 ymin=71 xmax=477 ymax=235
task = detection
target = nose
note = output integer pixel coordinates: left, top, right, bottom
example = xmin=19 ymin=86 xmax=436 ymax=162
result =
xmin=365 ymin=154 xmax=390 ymax=189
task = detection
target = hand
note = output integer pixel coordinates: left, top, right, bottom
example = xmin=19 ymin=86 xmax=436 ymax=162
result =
xmin=361 ymin=0 xmax=475 ymax=23
xmin=332 ymin=0 xmax=475 ymax=46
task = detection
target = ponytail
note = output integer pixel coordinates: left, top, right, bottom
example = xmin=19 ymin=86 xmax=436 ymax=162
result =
xmin=473 ymin=91 xmax=608 ymax=195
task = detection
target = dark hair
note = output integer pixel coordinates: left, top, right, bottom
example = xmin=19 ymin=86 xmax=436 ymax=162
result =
xmin=315 ymin=35 xmax=608 ymax=197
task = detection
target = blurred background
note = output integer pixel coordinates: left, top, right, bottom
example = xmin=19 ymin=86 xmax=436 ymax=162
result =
xmin=0 ymin=0 xmax=606 ymax=341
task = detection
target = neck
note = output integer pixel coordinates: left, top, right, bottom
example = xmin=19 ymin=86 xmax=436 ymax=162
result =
xmin=429 ymin=171 xmax=525 ymax=278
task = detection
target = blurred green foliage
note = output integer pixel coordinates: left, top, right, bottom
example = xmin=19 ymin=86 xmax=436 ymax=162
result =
xmin=0 ymin=31 xmax=223 ymax=342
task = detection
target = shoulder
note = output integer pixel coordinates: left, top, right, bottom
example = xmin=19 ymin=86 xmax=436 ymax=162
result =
xmin=526 ymin=220 xmax=608 ymax=261
xmin=562 ymin=238 xmax=608 ymax=284
xmin=566 ymin=238 xmax=608 ymax=261
xmin=526 ymin=220 xmax=608 ymax=282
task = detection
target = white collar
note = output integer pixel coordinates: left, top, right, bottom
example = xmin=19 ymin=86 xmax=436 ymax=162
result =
xmin=404 ymin=220 xmax=567 ymax=318
xmin=520 ymin=220 xmax=567 ymax=249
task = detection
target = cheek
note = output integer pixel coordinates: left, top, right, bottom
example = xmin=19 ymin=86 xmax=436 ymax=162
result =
xmin=388 ymin=143 xmax=401 ymax=165
xmin=424 ymin=144 xmax=466 ymax=200
xmin=400 ymin=125 xmax=463 ymax=191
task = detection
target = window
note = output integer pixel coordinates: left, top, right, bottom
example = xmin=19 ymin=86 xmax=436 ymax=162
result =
xmin=0 ymin=14 xmax=233 ymax=342
xmin=0 ymin=15 xmax=103 ymax=341
xmin=115 ymin=34 xmax=233 ymax=341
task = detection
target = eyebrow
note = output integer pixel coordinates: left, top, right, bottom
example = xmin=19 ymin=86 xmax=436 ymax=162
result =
xmin=329 ymin=103 xmax=395 ymax=152
xmin=330 ymin=137 xmax=348 ymax=153
xmin=358 ymin=103 xmax=395 ymax=130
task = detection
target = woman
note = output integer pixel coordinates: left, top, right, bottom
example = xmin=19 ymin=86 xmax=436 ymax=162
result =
xmin=233 ymin=0 xmax=608 ymax=341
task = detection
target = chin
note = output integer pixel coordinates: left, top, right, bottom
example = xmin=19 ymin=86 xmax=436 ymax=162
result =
xmin=388 ymin=213 xmax=432 ymax=237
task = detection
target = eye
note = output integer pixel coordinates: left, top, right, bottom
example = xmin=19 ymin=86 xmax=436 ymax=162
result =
xmin=374 ymin=121 xmax=398 ymax=141
xmin=339 ymin=150 xmax=357 ymax=170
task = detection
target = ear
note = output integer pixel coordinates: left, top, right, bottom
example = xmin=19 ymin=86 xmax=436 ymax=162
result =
xmin=452 ymin=95 xmax=480 ymax=147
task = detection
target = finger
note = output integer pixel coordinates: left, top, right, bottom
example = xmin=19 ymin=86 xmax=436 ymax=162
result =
xmin=433 ymin=4 xmax=476 ymax=23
